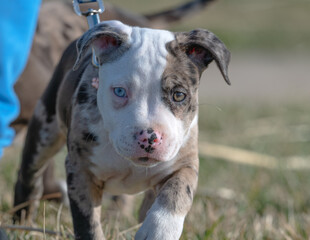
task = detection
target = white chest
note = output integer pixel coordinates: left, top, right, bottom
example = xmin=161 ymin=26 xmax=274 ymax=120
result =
xmin=89 ymin=135 xmax=175 ymax=195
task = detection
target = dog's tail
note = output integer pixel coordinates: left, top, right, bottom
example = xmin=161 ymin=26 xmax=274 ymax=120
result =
xmin=145 ymin=0 xmax=216 ymax=28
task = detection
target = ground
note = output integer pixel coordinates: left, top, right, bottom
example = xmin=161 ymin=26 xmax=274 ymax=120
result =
xmin=1 ymin=0 xmax=310 ymax=239
xmin=1 ymin=53 xmax=310 ymax=239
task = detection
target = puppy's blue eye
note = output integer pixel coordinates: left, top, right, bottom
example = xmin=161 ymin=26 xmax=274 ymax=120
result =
xmin=113 ymin=87 xmax=127 ymax=98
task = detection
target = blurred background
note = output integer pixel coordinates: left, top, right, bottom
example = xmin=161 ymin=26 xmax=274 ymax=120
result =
xmin=1 ymin=0 xmax=310 ymax=239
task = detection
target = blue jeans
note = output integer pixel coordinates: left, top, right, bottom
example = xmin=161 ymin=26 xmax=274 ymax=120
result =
xmin=0 ymin=0 xmax=41 ymax=158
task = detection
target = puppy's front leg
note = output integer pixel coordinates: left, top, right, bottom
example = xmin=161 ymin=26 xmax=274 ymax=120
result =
xmin=65 ymin=156 xmax=105 ymax=240
xmin=136 ymin=165 xmax=198 ymax=240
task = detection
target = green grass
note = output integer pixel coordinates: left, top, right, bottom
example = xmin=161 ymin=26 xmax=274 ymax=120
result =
xmin=1 ymin=102 xmax=310 ymax=239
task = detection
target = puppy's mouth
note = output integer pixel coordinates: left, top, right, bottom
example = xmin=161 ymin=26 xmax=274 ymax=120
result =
xmin=113 ymin=143 xmax=163 ymax=167
xmin=131 ymin=157 xmax=161 ymax=167
xmin=138 ymin=157 xmax=149 ymax=162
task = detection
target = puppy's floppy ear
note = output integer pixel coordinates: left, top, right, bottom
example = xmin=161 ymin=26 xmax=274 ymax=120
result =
xmin=73 ymin=22 xmax=131 ymax=70
xmin=176 ymin=29 xmax=231 ymax=85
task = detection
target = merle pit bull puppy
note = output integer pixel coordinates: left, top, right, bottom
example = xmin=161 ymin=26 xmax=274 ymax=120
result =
xmin=14 ymin=20 xmax=230 ymax=239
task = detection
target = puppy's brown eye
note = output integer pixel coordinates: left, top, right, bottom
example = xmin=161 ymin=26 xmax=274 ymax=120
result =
xmin=173 ymin=91 xmax=186 ymax=102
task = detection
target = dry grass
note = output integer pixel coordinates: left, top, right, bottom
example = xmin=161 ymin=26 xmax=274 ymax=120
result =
xmin=49 ymin=0 xmax=310 ymax=51
xmin=1 ymin=102 xmax=310 ymax=239
xmin=2 ymin=0 xmax=310 ymax=238
xmin=110 ymin=0 xmax=310 ymax=51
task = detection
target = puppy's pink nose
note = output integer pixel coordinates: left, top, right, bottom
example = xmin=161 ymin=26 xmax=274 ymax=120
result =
xmin=135 ymin=128 xmax=162 ymax=153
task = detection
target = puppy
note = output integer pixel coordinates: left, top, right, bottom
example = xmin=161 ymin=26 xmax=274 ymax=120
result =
xmin=14 ymin=20 xmax=230 ymax=239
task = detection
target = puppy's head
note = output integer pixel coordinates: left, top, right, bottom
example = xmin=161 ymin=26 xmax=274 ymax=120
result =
xmin=74 ymin=21 xmax=230 ymax=166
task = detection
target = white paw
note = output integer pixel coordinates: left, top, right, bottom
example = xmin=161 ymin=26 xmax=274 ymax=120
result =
xmin=135 ymin=201 xmax=185 ymax=240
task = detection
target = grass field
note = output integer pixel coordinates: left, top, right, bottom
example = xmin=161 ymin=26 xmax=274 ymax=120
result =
xmin=109 ymin=0 xmax=310 ymax=51
xmin=51 ymin=0 xmax=310 ymax=51
xmin=1 ymin=102 xmax=310 ymax=239
xmin=1 ymin=0 xmax=310 ymax=239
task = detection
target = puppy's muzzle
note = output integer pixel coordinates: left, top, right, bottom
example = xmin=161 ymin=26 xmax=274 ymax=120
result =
xmin=135 ymin=128 xmax=163 ymax=153
xmin=131 ymin=128 xmax=164 ymax=165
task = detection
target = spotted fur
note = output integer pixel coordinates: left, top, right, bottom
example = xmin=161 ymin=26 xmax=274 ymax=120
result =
xmin=14 ymin=20 xmax=230 ymax=239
